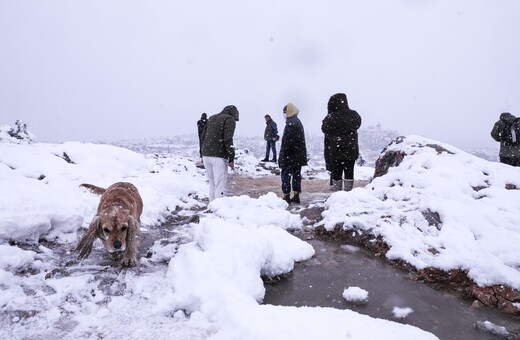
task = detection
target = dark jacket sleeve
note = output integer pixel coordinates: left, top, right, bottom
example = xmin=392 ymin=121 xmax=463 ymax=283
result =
xmin=491 ymin=121 xmax=504 ymax=142
xmin=223 ymin=116 xmax=236 ymax=162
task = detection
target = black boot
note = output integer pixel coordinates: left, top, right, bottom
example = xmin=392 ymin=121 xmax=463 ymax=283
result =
xmin=290 ymin=192 xmax=300 ymax=204
xmin=282 ymin=193 xmax=291 ymax=204
xmin=261 ymin=158 xmax=268 ymax=162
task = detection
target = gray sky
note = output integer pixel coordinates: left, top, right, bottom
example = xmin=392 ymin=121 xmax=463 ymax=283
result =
xmin=1 ymin=0 xmax=519 ymax=151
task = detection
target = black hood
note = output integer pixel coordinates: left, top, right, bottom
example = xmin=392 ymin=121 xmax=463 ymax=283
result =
xmin=500 ymin=112 xmax=516 ymax=123
xmin=222 ymin=105 xmax=239 ymax=121
xmin=327 ymin=93 xmax=349 ymax=112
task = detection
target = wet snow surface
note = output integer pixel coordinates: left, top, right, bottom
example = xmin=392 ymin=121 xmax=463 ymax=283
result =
xmin=1 ymin=137 xmax=519 ymax=339
xmin=264 ymin=236 xmax=520 ymax=340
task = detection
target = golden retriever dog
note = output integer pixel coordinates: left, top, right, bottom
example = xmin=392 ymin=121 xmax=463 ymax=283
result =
xmin=76 ymin=182 xmax=143 ymax=267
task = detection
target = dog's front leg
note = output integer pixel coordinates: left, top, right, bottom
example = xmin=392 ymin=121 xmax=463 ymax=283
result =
xmin=121 ymin=254 xmax=138 ymax=267
xmin=121 ymin=218 xmax=140 ymax=267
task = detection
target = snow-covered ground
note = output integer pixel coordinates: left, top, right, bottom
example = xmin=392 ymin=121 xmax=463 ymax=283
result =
xmin=2 ymin=133 xmax=519 ymax=339
xmin=319 ymin=135 xmax=520 ymax=292
xmin=0 ymin=139 xmax=438 ymax=339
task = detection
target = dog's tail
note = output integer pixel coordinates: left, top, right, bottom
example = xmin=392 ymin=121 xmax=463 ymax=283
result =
xmin=80 ymin=183 xmax=106 ymax=196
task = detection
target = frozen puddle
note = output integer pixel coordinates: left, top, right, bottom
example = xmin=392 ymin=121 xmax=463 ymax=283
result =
xmin=263 ymin=237 xmax=520 ymax=340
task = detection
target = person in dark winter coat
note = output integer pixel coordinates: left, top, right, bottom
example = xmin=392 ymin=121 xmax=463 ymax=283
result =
xmin=201 ymin=105 xmax=239 ymax=201
xmin=321 ymin=93 xmax=362 ymax=191
xmin=490 ymin=112 xmax=520 ymax=166
xmin=278 ymin=103 xmax=308 ymax=204
xmin=262 ymin=114 xmax=279 ymax=162
xmin=197 ymin=113 xmax=208 ymax=159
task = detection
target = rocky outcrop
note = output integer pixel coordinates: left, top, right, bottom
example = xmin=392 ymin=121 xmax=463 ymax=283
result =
xmin=472 ymin=285 xmax=520 ymax=314
xmin=373 ymin=136 xmax=454 ymax=178
xmin=373 ymin=136 xmax=407 ymax=178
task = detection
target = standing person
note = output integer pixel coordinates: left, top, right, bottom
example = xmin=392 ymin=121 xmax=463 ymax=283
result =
xmin=261 ymin=114 xmax=279 ymax=162
xmin=197 ymin=113 xmax=208 ymax=160
xmin=201 ymin=105 xmax=239 ymax=201
xmin=490 ymin=112 xmax=520 ymax=166
xmin=321 ymin=93 xmax=362 ymax=191
xmin=278 ymin=103 xmax=308 ymax=204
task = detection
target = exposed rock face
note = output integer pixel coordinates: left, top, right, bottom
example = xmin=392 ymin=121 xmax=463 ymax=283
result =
xmin=417 ymin=267 xmax=471 ymax=286
xmin=373 ymin=136 xmax=407 ymax=178
xmin=373 ymin=136 xmax=454 ymax=178
xmin=472 ymin=285 xmax=520 ymax=314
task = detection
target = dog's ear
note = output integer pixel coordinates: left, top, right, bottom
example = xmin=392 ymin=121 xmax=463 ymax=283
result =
xmin=75 ymin=216 xmax=101 ymax=259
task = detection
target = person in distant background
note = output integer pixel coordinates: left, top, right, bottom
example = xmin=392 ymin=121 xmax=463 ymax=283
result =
xmin=197 ymin=113 xmax=208 ymax=160
xmin=201 ymin=106 xmax=239 ymax=201
xmin=490 ymin=112 xmax=520 ymax=167
xmin=261 ymin=114 xmax=279 ymax=162
xmin=321 ymin=93 xmax=362 ymax=191
xmin=278 ymin=103 xmax=307 ymax=204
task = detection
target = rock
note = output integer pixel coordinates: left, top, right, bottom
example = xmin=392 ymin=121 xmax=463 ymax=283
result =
xmin=374 ymin=150 xmax=406 ymax=178
xmin=373 ymin=136 xmax=454 ymax=178
xmin=472 ymin=285 xmax=520 ymax=314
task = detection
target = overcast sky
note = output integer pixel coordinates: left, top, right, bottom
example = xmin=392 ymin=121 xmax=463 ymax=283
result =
xmin=1 ymin=0 xmax=519 ymax=151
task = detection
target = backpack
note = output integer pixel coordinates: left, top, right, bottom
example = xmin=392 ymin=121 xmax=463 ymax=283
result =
xmin=501 ymin=118 xmax=520 ymax=145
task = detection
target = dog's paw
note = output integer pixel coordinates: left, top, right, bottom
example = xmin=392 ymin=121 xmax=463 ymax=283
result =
xmin=121 ymin=256 xmax=138 ymax=267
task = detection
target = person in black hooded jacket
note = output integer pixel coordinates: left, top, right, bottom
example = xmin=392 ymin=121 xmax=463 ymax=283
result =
xmin=197 ymin=113 xmax=208 ymax=159
xmin=278 ymin=102 xmax=308 ymax=204
xmin=321 ymin=93 xmax=362 ymax=191
xmin=490 ymin=112 xmax=520 ymax=166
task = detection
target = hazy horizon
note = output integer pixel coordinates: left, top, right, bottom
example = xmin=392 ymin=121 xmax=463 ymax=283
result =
xmin=2 ymin=0 xmax=519 ymax=152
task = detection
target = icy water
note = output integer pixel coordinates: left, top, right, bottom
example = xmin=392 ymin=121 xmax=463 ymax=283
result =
xmin=227 ymin=174 xmax=519 ymax=339
xmin=263 ymin=236 xmax=520 ymax=340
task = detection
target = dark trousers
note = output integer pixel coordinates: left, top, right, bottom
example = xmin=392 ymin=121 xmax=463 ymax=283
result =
xmin=500 ymin=156 xmax=520 ymax=167
xmin=281 ymin=166 xmax=302 ymax=194
xmin=331 ymin=159 xmax=356 ymax=181
xmin=265 ymin=140 xmax=277 ymax=160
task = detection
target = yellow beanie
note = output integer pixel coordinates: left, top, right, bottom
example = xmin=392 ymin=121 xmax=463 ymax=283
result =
xmin=284 ymin=103 xmax=299 ymax=117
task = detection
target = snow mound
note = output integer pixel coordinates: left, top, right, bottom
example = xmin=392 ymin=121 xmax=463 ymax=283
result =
xmin=320 ymin=135 xmax=520 ymax=290
xmin=392 ymin=306 xmax=414 ymax=318
xmin=342 ymin=286 xmax=369 ymax=303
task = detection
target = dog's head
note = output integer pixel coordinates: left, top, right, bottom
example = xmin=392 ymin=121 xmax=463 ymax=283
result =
xmin=96 ymin=207 xmax=137 ymax=254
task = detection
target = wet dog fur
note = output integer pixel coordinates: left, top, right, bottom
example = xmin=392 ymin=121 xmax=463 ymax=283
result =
xmin=76 ymin=182 xmax=143 ymax=266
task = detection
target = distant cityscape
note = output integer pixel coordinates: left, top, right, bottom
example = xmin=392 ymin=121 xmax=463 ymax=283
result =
xmin=111 ymin=124 xmax=499 ymax=166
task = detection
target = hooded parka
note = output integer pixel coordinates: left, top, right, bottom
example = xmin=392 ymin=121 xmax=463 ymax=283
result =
xmin=278 ymin=103 xmax=308 ymax=169
xmin=321 ymin=93 xmax=362 ymax=166
xmin=491 ymin=112 xmax=520 ymax=159
xmin=201 ymin=105 xmax=238 ymax=163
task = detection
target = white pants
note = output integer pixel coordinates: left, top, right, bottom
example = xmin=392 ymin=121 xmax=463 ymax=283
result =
xmin=203 ymin=156 xmax=229 ymax=201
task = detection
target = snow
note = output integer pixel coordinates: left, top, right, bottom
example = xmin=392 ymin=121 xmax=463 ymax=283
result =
xmin=392 ymin=307 xmax=414 ymax=319
xmin=320 ymin=135 xmax=520 ymax=290
xmin=475 ymin=321 xmax=509 ymax=336
xmin=342 ymin=287 xmax=369 ymax=303
xmin=0 ymin=139 xmax=438 ymax=339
